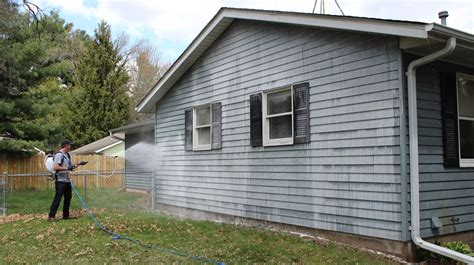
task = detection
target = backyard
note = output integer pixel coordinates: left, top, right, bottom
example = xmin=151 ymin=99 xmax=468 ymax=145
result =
xmin=0 ymin=188 xmax=400 ymax=264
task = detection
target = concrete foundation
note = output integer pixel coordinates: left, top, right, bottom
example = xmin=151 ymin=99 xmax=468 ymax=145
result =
xmin=155 ymin=203 xmax=418 ymax=261
xmin=155 ymin=203 xmax=474 ymax=261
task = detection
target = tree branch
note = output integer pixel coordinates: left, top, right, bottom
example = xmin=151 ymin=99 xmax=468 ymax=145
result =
xmin=22 ymin=0 xmax=44 ymax=39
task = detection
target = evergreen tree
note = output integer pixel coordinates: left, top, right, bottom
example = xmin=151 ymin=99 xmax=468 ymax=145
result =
xmin=68 ymin=21 xmax=130 ymax=146
xmin=0 ymin=6 xmax=76 ymax=155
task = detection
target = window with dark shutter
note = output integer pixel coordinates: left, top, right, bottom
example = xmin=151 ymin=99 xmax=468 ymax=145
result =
xmin=250 ymin=93 xmax=263 ymax=147
xmin=211 ymin=102 xmax=222 ymax=149
xmin=184 ymin=108 xmax=193 ymax=151
xmin=250 ymin=83 xmax=311 ymax=147
xmin=185 ymin=103 xmax=223 ymax=151
xmin=441 ymin=72 xmax=459 ymax=167
xmin=293 ymin=82 xmax=310 ymax=144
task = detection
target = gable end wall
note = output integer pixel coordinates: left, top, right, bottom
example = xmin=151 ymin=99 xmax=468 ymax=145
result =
xmin=153 ymin=20 xmax=404 ymax=241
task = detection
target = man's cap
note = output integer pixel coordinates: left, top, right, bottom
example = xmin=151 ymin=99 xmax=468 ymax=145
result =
xmin=60 ymin=139 xmax=73 ymax=147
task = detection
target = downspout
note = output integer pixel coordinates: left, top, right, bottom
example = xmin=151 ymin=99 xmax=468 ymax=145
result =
xmin=408 ymin=37 xmax=474 ymax=264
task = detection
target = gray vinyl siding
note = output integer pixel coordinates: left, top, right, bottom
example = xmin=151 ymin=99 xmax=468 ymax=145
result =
xmin=404 ymin=59 xmax=474 ymax=239
xmin=125 ymin=131 xmax=154 ymax=190
xmin=154 ymin=20 xmax=403 ymax=240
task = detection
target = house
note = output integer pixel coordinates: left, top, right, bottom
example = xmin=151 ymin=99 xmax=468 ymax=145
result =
xmin=109 ymin=119 xmax=155 ymax=191
xmin=71 ymin=135 xmax=124 ymax=157
xmin=136 ymin=8 xmax=474 ymax=260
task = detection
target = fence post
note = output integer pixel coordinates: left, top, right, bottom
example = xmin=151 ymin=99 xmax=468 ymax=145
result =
xmin=83 ymin=174 xmax=87 ymax=206
xmin=2 ymin=173 xmax=6 ymax=217
xmin=151 ymin=170 xmax=155 ymax=211
xmin=95 ymin=155 xmax=100 ymax=189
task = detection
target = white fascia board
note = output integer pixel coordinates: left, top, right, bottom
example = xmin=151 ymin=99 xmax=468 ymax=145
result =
xmin=95 ymin=140 xmax=123 ymax=153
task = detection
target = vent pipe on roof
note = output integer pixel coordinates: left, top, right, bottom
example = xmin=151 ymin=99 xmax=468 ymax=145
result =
xmin=438 ymin=10 xmax=449 ymax=26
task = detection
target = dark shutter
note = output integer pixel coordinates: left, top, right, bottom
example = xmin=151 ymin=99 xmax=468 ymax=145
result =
xmin=293 ymin=82 xmax=310 ymax=144
xmin=184 ymin=108 xmax=193 ymax=151
xmin=441 ymin=72 xmax=459 ymax=168
xmin=211 ymin=102 xmax=222 ymax=149
xmin=250 ymin=93 xmax=263 ymax=147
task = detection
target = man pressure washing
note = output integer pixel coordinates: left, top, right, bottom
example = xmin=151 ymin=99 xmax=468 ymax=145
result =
xmin=47 ymin=139 xmax=86 ymax=222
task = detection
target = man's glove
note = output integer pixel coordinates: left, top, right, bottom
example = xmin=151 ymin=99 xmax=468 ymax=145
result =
xmin=67 ymin=165 xmax=75 ymax=171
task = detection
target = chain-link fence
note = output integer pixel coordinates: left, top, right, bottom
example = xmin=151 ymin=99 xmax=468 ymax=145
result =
xmin=1 ymin=171 xmax=154 ymax=218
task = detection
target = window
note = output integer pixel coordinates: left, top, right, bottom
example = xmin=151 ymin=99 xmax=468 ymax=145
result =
xmin=457 ymin=73 xmax=474 ymax=167
xmin=249 ymin=82 xmax=309 ymax=147
xmin=262 ymin=86 xmax=294 ymax=146
xmin=193 ymin=104 xmax=212 ymax=150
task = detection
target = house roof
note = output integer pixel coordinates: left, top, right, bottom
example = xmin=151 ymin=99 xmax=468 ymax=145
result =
xmin=137 ymin=7 xmax=474 ymax=113
xmin=71 ymin=136 xmax=123 ymax=155
xmin=109 ymin=119 xmax=154 ymax=134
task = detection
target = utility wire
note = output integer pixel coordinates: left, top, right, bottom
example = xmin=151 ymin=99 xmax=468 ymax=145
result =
xmin=335 ymin=0 xmax=345 ymax=15
xmin=312 ymin=0 xmax=318 ymax=13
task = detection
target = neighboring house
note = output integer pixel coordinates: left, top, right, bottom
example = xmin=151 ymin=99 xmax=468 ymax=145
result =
xmin=110 ymin=119 xmax=155 ymax=191
xmin=71 ymin=136 xmax=124 ymax=157
xmin=136 ymin=8 xmax=473 ymax=259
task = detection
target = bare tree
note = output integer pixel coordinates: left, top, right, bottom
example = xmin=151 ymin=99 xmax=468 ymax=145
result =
xmin=127 ymin=39 xmax=170 ymax=122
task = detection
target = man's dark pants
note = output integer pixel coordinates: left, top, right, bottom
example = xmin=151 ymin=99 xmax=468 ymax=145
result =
xmin=49 ymin=181 xmax=72 ymax=218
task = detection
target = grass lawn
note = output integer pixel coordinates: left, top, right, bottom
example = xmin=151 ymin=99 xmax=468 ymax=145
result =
xmin=0 ymin=189 xmax=398 ymax=264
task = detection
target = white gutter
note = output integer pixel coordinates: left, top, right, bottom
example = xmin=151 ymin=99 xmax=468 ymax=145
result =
xmin=407 ymin=37 xmax=474 ymax=265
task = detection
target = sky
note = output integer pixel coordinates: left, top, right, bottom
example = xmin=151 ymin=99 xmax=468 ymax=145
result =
xmin=31 ymin=0 xmax=473 ymax=62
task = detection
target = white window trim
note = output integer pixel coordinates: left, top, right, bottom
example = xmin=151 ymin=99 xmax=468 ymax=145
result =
xmin=456 ymin=73 xmax=474 ymax=168
xmin=193 ymin=103 xmax=212 ymax=151
xmin=262 ymin=85 xmax=294 ymax=147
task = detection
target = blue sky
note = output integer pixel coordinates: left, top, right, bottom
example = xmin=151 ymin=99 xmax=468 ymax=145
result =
xmin=32 ymin=0 xmax=473 ymax=63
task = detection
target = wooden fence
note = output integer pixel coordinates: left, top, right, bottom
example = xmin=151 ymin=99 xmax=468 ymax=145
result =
xmin=0 ymin=153 xmax=125 ymax=190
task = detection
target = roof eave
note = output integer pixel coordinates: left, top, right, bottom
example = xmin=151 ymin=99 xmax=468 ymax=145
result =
xmin=109 ymin=119 xmax=155 ymax=133
xmin=428 ymin=23 xmax=474 ymax=49
xmin=95 ymin=141 xmax=123 ymax=153
xmin=137 ymin=8 xmax=233 ymax=113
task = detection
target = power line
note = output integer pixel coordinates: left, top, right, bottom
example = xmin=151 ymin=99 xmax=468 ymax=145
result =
xmin=312 ymin=0 xmax=345 ymax=16
xmin=335 ymin=0 xmax=345 ymax=15
xmin=312 ymin=0 xmax=318 ymax=14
